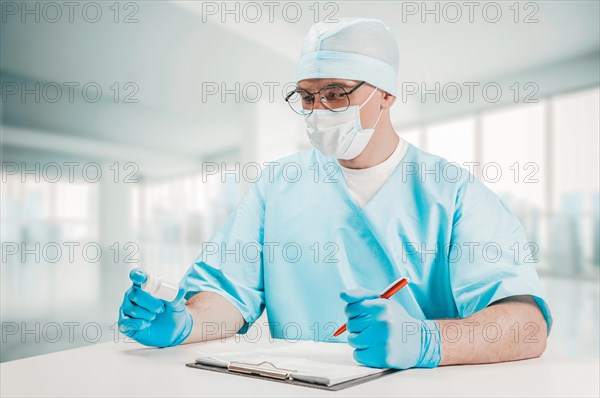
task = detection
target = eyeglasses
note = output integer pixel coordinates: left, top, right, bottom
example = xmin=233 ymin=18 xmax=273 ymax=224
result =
xmin=284 ymin=81 xmax=367 ymax=115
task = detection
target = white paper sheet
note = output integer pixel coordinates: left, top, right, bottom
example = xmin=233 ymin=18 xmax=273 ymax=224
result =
xmin=195 ymin=341 xmax=389 ymax=386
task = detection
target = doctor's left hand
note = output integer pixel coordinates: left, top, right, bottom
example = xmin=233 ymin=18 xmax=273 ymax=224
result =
xmin=340 ymin=288 xmax=442 ymax=370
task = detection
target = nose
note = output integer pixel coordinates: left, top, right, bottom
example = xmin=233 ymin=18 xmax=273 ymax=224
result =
xmin=312 ymin=95 xmax=328 ymax=110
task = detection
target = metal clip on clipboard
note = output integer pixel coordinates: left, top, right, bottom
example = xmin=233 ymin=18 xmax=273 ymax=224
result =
xmin=227 ymin=361 xmax=296 ymax=380
xmin=186 ymin=358 xmax=398 ymax=391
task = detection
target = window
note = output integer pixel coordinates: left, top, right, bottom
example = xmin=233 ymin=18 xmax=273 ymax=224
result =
xmin=1 ymin=175 xmax=99 ymax=259
xmin=552 ymin=87 xmax=599 ymax=214
xmin=131 ymin=169 xmax=243 ymax=281
xmin=426 ymin=116 xmax=476 ymax=165
xmin=551 ymin=87 xmax=600 ymax=270
xmin=481 ymin=102 xmax=546 ymax=211
xmin=0 ymin=173 xmax=100 ymax=313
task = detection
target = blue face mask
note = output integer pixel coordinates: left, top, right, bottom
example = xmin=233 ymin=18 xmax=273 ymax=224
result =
xmin=304 ymin=87 xmax=383 ymax=160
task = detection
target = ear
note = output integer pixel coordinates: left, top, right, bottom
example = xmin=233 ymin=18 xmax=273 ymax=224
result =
xmin=380 ymin=91 xmax=397 ymax=109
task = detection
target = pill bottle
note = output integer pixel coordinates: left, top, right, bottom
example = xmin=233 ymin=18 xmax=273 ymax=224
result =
xmin=129 ymin=268 xmax=179 ymax=302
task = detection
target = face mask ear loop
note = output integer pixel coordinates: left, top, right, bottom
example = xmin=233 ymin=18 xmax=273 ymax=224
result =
xmin=359 ymin=87 xmax=379 ymax=110
xmin=370 ymin=108 xmax=384 ymax=130
xmin=359 ymin=87 xmax=383 ymax=130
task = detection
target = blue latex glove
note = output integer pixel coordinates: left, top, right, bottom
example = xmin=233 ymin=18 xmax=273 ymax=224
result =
xmin=341 ymin=288 xmax=441 ymax=369
xmin=118 ymin=270 xmax=193 ymax=348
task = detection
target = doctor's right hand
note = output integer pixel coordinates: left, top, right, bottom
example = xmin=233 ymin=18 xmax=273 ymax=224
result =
xmin=118 ymin=272 xmax=193 ymax=348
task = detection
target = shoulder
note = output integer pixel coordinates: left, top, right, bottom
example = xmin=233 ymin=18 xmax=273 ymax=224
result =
xmin=400 ymin=143 xmax=473 ymax=194
xmin=400 ymin=143 xmax=506 ymax=212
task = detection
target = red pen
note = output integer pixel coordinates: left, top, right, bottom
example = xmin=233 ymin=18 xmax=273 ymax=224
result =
xmin=333 ymin=277 xmax=410 ymax=337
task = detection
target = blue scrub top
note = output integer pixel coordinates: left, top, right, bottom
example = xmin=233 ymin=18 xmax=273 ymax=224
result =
xmin=180 ymin=144 xmax=553 ymax=341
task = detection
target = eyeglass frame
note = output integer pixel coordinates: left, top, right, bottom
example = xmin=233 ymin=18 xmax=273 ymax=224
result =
xmin=284 ymin=80 xmax=367 ymax=115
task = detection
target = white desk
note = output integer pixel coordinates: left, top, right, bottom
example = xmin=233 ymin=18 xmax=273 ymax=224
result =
xmin=2 ymin=337 xmax=598 ymax=397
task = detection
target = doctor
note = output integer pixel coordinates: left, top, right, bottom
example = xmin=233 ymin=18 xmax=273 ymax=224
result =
xmin=118 ymin=18 xmax=552 ymax=370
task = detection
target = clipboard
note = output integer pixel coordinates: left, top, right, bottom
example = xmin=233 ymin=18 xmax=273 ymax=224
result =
xmin=185 ymin=359 xmax=398 ymax=391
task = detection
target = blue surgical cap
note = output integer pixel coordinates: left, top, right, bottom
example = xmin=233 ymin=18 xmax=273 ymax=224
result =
xmin=296 ymin=18 xmax=400 ymax=96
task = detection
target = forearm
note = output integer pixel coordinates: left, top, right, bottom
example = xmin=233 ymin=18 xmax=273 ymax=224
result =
xmin=435 ymin=295 xmax=547 ymax=366
xmin=182 ymin=291 xmax=246 ymax=344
